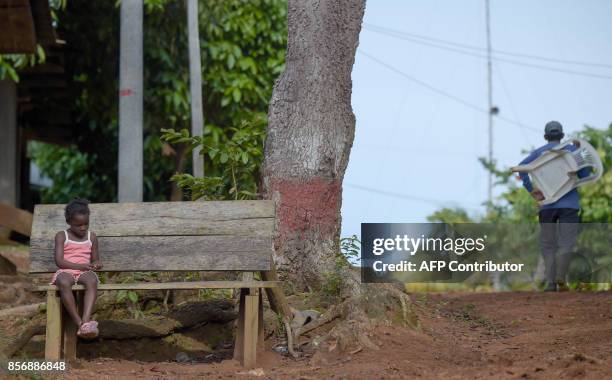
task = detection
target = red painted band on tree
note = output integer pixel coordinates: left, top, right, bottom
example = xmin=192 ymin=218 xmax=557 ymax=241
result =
xmin=268 ymin=177 xmax=342 ymax=243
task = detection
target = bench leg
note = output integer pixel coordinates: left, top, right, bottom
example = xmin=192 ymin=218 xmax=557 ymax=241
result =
xmin=233 ymin=288 xmax=247 ymax=363
xmin=62 ymin=290 xmax=82 ymax=361
xmin=233 ymin=288 xmax=260 ymax=368
xmin=243 ymin=293 xmax=259 ymax=368
xmin=45 ymin=290 xmax=62 ymax=360
xmin=258 ymin=291 xmax=264 ymax=350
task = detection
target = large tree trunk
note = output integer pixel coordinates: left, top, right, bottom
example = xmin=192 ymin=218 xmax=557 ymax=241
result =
xmin=262 ymin=0 xmax=366 ymax=291
xmin=262 ymin=1 xmax=418 ymax=351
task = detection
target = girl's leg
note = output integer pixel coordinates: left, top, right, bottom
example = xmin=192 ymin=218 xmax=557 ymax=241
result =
xmin=76 ymin=271 xmax=98 ymax=323
xmin=55 ymin=272 xmax=82 ymax=326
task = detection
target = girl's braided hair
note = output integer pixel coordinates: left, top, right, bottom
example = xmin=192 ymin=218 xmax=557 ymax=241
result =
xmin=65 ymin=197 xmax=90 ymax=222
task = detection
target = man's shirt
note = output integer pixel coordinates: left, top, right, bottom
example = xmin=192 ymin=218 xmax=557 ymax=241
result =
xmin=518 ymin=141 xmax=590 ymax=210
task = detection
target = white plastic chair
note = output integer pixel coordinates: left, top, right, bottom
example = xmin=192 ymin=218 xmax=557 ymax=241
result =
xmin=511 ymin=138 xmax=604 ymax=206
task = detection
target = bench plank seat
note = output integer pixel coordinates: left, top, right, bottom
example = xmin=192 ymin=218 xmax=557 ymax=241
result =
xmin=34 ymin=280 xmax=281 ymax=292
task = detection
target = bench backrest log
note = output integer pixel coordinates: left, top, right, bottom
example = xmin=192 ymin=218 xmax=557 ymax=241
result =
xmin=29 ymin=201 xmax=275 ymax=273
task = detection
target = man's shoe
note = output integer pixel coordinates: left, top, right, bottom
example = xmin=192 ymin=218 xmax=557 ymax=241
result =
xmin=543 ymin=282 xmax=557 ymax=292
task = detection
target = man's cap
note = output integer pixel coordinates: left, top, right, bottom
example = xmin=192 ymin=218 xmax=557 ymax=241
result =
xmin=544 ymin=121 xmax=563 ymax=135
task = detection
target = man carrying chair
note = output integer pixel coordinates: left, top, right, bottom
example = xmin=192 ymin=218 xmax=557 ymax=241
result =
xmin=516 ymin=121 xmax=592 ymax=292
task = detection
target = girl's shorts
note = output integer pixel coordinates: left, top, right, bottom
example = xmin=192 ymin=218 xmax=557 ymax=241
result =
xmin=50 ymin=269 xmax=100 ymax=285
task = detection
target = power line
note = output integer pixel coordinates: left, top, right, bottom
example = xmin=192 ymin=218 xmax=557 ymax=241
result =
xmin=495 ymin=61 xmax=532 ymax=146
xmin=363 ymin=23 xmax=612 ymax=70
xmin=363 ymin=25 xmax=612 ymax=81
xmin=357 ymin=49 xmax=541 ymax=133
xmin=345 ymin=183 xmax=483 ymax=209
xmin=356 ymin=143 xmax=519 ymax=161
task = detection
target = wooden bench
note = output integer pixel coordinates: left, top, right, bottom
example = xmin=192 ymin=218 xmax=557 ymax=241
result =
xmin=29 ymin=200 xmax=287 ymax=367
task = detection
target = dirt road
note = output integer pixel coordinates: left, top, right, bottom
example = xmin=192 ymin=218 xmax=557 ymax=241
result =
xmin=4 ymin=291 xmax=612 ymax=379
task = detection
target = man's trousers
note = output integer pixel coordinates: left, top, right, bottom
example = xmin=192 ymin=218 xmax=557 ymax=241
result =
xmin=538 ymin=208 xmax=580 ymax=284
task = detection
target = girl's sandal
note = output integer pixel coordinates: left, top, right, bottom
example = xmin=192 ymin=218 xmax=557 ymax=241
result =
xmin=77 ymin=321 xmax=99 ymax=339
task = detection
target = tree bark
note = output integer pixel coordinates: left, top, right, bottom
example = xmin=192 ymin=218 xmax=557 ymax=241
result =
xmin=262 ymin=0 xmax=366 ymax=290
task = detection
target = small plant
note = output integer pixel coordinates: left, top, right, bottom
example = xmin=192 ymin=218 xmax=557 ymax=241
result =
xmin=160 ymin=118 xmax=265 ymax=201
xmin=198 ymin=288 xmax=214 ymax=300
xmin=184 ymin=271 xmax=202 ymax=281
xmin=319 ymin=235 xmax=362 ymax=302
xmin=320 ymin=270 xmax=344 ymax=301
xmin=274 ymin=313 xmax=287 ymax=340
xmin=116 ymin=289 xmax=139 ymax=304
xmin=197 ymin=288 xmax=233 ymax=301
xmin=114 ymin=274 xmax=146 ymax=319
xmin=340 ymin=234 xmax=361 ymax=265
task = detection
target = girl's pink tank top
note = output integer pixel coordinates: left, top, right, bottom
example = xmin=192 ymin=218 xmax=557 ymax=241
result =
xmin=63 ymin=230 xmax=92 ymax=264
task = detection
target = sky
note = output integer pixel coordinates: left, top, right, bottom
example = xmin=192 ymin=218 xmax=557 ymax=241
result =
xmin=341 ymin=0 xmax=612 ymax=238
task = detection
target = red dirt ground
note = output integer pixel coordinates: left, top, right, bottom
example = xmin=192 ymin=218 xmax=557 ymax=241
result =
xmin=5 ymin=291 xmax=609 ymax=380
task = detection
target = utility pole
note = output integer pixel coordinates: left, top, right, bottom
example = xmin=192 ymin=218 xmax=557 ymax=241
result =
xmin=485 ymin=0 xmax=494 ymax=206
xmin=187 ymin=0 xmax=204 ymax=178
xmin=0 ymin=79 xmax=17 ymax=240
xmin=118 ymin=0 xmax=144 ymax=202
xmin=485 ymin=0 xmax=501 ymax=291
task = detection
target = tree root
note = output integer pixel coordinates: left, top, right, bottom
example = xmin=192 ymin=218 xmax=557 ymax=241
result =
xmin=0 ymin=321 xmax=45 ymax=359
xmin=0 ymin=299 xmax=237 ymax=358
xmin=0 ymin=303 xmax=44 ymax=318
xmin=293 ymin=274 xmax=419 ymax=354
xmin=284 ymin=321 xmax=299 ymax=358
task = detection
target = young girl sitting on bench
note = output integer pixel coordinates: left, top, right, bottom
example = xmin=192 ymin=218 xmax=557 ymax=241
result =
xmin=49 ymin=197 xmax=103 ymax=339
